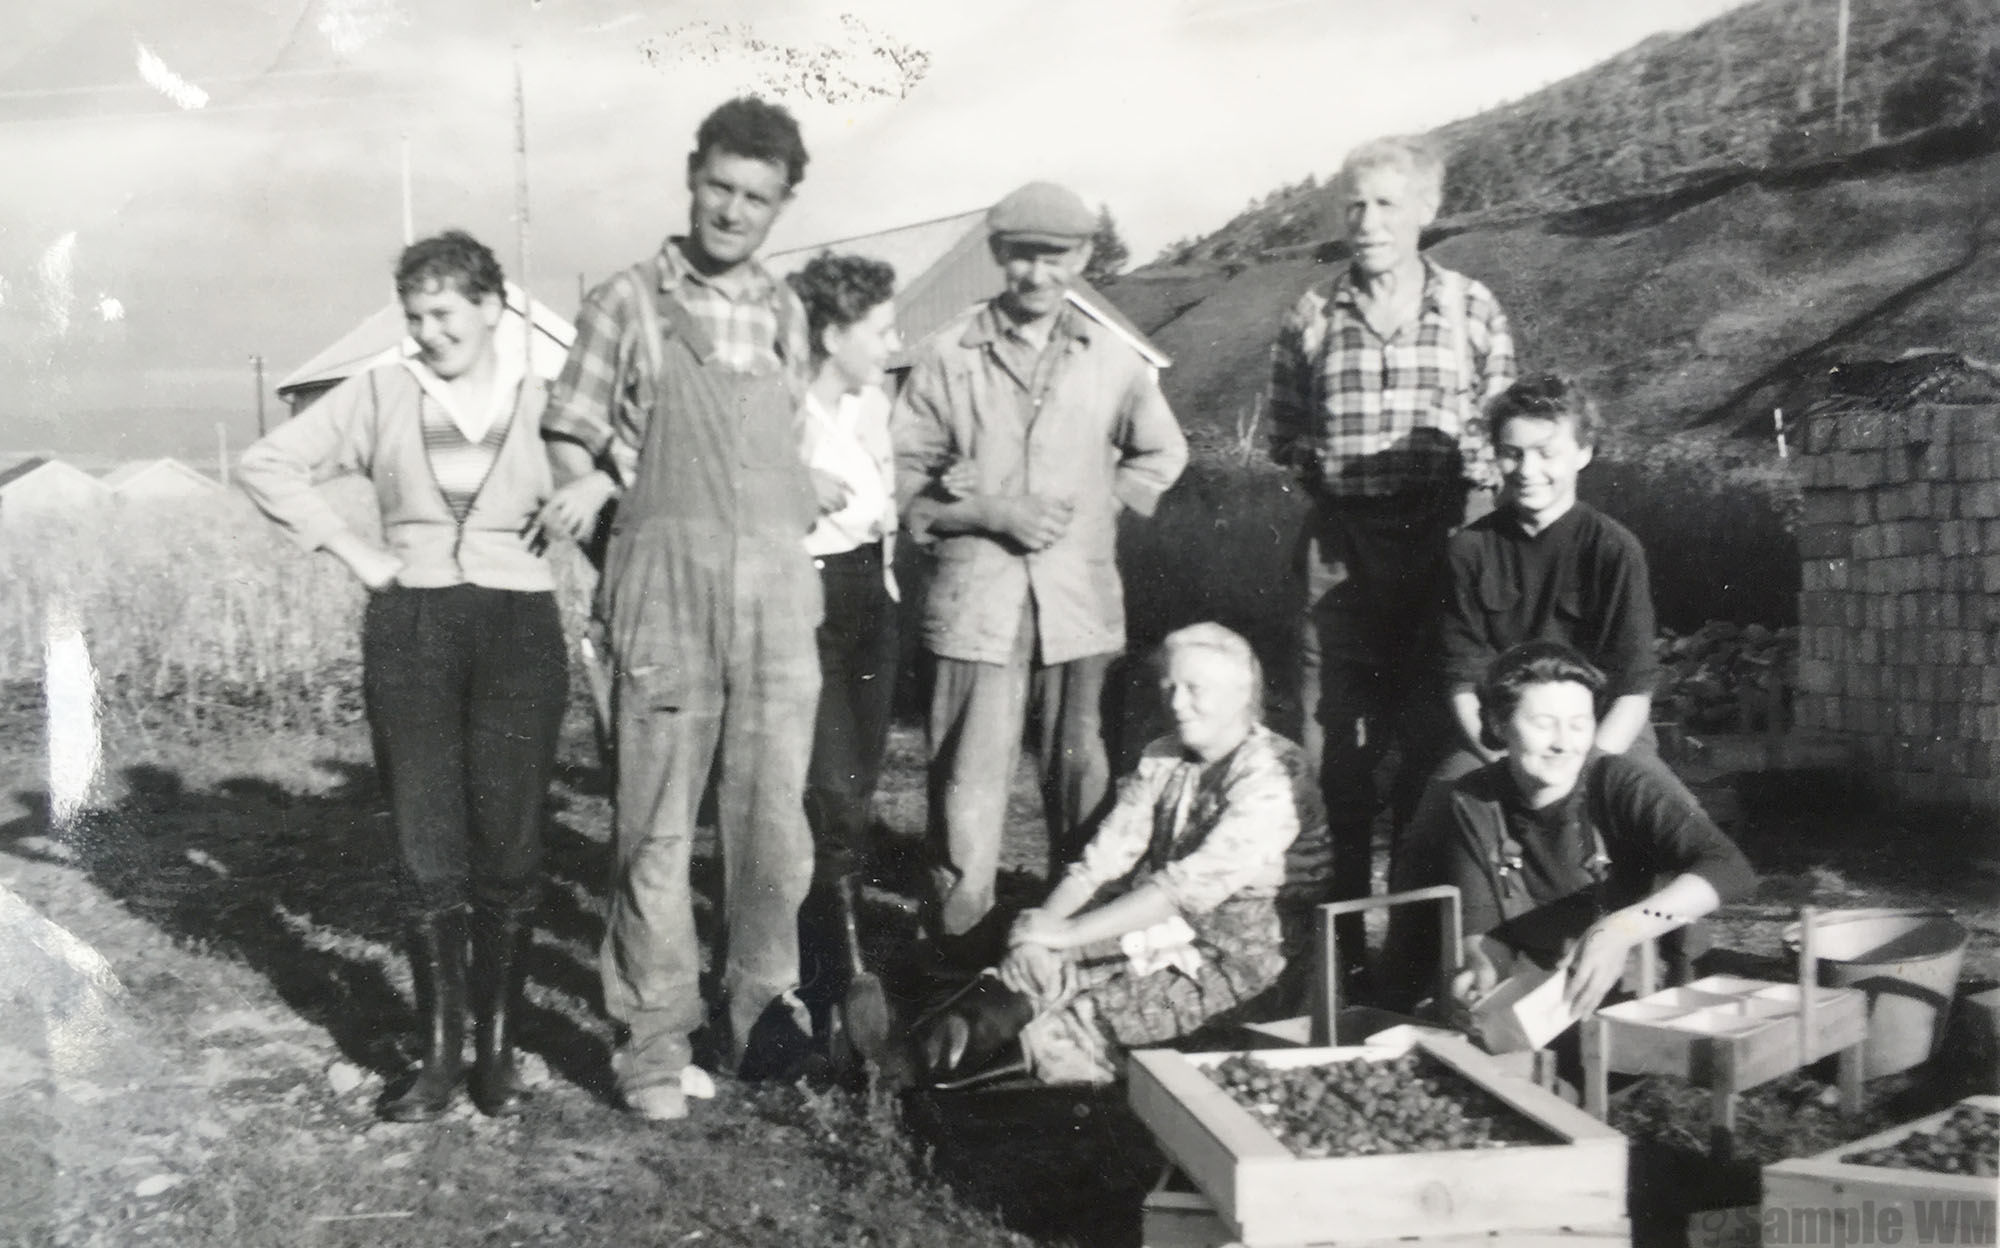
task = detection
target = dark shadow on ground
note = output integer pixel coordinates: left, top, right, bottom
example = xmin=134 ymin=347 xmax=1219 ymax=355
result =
xmin=903 ymin=1083 xmax=1163 ymax=1248
xmin=0 ymin=758 xmax=617 ymax=1101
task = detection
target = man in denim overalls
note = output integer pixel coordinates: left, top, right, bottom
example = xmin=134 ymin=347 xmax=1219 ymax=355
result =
xmin=539 ymin=98 xmax=821 ymax=1121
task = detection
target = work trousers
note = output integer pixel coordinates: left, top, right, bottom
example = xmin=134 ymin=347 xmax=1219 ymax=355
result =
xmin=805 ymin=545 xmax=900 ymax=886
xmin=1295 ymin=491 xmax=1466 ymax=961
xmin=927 ymin=598 xmax=1114 ymax=940
xmin=360 ymin=585 xmax=568 ymax=919
xmin=601 ymin=585 xmax=821 ymax=1092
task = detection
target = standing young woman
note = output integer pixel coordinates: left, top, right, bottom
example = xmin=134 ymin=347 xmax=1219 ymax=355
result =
xmin=238 ymin=230 xmax=568 ymax=1121
xmin=784 ymin=251 xmax=902 ymax=1061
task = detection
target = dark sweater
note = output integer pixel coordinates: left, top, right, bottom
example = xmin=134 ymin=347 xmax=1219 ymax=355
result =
xmin=1440 ymin=502 xmax=1660 ymax=699
xmin=1436 ymin=754 xmax=1757 ymax=961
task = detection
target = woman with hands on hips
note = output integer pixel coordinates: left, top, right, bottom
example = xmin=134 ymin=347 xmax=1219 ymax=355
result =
xmin=237 ymin=230 xmax=569 ymax=1123
xmin=906 ymin=623 xmax=1331 ymax=1089
xmin=1423 ymin=641 xmax=1755 ymax=1031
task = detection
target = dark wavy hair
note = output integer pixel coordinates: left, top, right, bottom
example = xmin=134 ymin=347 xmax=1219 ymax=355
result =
xmin=691 ymin=96 xmax=808 ymax=188
xmin=787 ymin=252 xmax=897 ymax=360
xmin=1477 ymin=640 xmax=1607 ymax=752
xmin=394 ymin=229 xmax=505 ymax=303
xmin=1486 ymin=373 xmax=1605 ymax=449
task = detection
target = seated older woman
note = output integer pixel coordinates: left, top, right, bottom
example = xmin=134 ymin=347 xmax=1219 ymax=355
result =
xmin=1430 ymin=641 xmax=1756 ymax=1026
xmin=909 ymin=623 xmax=1329 ymax=1088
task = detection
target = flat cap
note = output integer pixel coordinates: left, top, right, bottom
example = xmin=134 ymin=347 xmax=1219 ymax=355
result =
xmin=987 ymin=181 xmax=1095 ymax=245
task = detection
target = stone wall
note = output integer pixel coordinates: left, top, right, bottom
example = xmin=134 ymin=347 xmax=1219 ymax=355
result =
xmin=1792 ymin=402 xmax=2000 ymax=810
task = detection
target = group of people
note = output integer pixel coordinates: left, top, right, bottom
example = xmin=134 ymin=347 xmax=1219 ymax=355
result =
xmin=236 ymin=93 xmax=1755 ymax=1124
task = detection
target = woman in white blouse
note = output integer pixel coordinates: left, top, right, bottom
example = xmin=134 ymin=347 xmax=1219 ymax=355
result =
xmin=908 ymin=623 xmax=1331 ymax=1087
xmin=784 ymin=253 xmax=903 ymax=1061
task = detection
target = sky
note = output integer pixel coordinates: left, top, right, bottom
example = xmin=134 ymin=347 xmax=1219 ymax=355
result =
xmin=0 ymin=0 xmax=1749 ymax=459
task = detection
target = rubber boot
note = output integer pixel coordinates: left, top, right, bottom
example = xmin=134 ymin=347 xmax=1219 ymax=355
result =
xmin=909 ymin=976 xmax=1034 ymax=1087
xmin=380 ymin=910 xmax=467 ymax=1122
xmin=469 ymin=907 xmax=533 ymax=1118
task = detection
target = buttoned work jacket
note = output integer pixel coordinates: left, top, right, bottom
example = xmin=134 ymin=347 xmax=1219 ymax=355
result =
xmin=891 ymin=301 xmax=1188 ymax=667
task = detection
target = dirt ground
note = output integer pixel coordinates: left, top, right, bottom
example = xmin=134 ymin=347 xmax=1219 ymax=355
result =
xmin=0 ymin=696 xmax=1995 ymax=1248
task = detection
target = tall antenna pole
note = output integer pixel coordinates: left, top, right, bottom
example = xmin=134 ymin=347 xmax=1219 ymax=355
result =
xmin=400 ymin=133 xmax=414 ymax=245
xmin=1833 ymin=0 xmax=1851 ymax=135
xmin=513 ymin=49 xmax=532 ymax=370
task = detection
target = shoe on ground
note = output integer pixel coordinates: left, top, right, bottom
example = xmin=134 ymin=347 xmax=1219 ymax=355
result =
xmin=624 ymin=1082 xmax=689 ymax=1121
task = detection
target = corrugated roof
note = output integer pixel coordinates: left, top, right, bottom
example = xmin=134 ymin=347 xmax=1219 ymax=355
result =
xmin=276 ymin=282 xmax=577 ymax=401
xmin=763 ymin=212 xmax=1171 ymax=371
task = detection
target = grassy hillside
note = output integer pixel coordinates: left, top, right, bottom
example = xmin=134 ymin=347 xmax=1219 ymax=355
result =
xmin=1164 ymin=0 xmax=1999 ymax=266
xmin=1105 ymin=137 xmax=1998 ymax=630
xmin=1124 ymin=150 xmax=1997 ymax=444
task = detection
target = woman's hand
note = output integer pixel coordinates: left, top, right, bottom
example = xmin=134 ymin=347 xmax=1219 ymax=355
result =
xmin=1009 ymin=907 xmax=1071 ymax=951
xmin=536 ymin=471 xmax=618 ymax=543
xmin=997 ymin=941 xmax=1069 ymax=1001
xmin=809 ymin=467 xmax=854 ymax=516
xmin=325 ymin=533 xmax=404 ymax=592
xmin=1560 ymin=918 xmax=1640 ymax=1017
xmin=1450 ymin=936 xmax=1503 ymax=1010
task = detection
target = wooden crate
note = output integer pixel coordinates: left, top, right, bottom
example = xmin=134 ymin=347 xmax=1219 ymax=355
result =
xmin=1128 ymin=1035 xmax=1628 ymax=1247
xmin=1581 ymin=973 xmax=1868 ymax=1157
xmin=1588 ymin=975 xmax=1866 ymax=1087
xmin=1762 ymin=1095 xmax=1999 ymax=1233
xmin=1141 ymin=1168 xmax=1632 ymax=1248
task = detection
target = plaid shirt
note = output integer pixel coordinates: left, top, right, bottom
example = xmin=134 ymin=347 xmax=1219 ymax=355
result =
xmin=541 ymin=237 xmax=809 ymax=482
xmin=1267 ymin=259 xmax=1515 ymax=499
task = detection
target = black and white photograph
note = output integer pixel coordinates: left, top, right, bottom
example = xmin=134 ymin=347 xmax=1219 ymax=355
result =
xmin=2 ymin=1 xmax=1996 ymax=1244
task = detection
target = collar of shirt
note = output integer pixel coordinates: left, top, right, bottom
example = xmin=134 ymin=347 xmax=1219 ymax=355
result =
xmin=961 ymin=299 xmax=1092 ymax=353
xmin=400 ymin=349 xmax=525 ymax=444
xmin=1504 ymin=499 xmax=1584 ymax=541
xmin=657 ymin=235 xmax=779 ymax=306
xmin=1329 ymin=256 xmax=1450 ymax=322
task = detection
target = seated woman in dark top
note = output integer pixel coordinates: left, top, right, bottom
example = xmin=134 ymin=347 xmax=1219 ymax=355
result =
xmin=1430 ymin=641 xmax=1756 ymax=1022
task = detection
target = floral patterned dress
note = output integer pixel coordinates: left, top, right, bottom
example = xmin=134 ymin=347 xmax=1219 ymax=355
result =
xmin=1006 ymin=724 xmax=1329 ymax=1084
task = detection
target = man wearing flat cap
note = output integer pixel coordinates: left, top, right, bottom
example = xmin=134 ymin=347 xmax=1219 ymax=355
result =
xmin=892 ymin=181 xmax=1189 ymax=961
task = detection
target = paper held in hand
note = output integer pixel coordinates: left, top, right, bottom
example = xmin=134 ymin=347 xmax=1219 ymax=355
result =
xmin=1470 ymin=966 xmax=1580 ymax=1053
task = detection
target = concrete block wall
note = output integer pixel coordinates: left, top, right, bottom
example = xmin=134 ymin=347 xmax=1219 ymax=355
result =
xmin=1793 ymin=403 xmax=2000 ymax=810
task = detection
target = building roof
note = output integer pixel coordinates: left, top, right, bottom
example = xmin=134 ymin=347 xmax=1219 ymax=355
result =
xmin=0 ymin=457 xmax=114 ymax=502
xmin=101 ymin=457 xmax=225 ymax=494
xmin=0 ymin=457 xmax=49 ymax=491
xmin=763 ymin=211 xmax=1171 ymax=371
xmin=276 ymin=282 xmax=576 ymax=404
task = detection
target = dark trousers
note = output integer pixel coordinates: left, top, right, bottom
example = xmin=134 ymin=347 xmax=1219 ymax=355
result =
xmin=1296 ymin=492 xmax=1464 ymax=960
xmin=805 ymin=545 xmax=901 ymax=885
xmin=362 ymin=585 xmax=568 ymax=919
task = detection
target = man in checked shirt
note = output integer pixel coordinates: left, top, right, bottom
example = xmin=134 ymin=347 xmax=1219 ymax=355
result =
xmin=1266 ymin=135 xmax=1516 ymax=991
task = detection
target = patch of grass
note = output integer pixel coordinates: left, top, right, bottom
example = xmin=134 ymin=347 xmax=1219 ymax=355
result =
xmin=0 ymin=488 xmax=601 ymax=737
